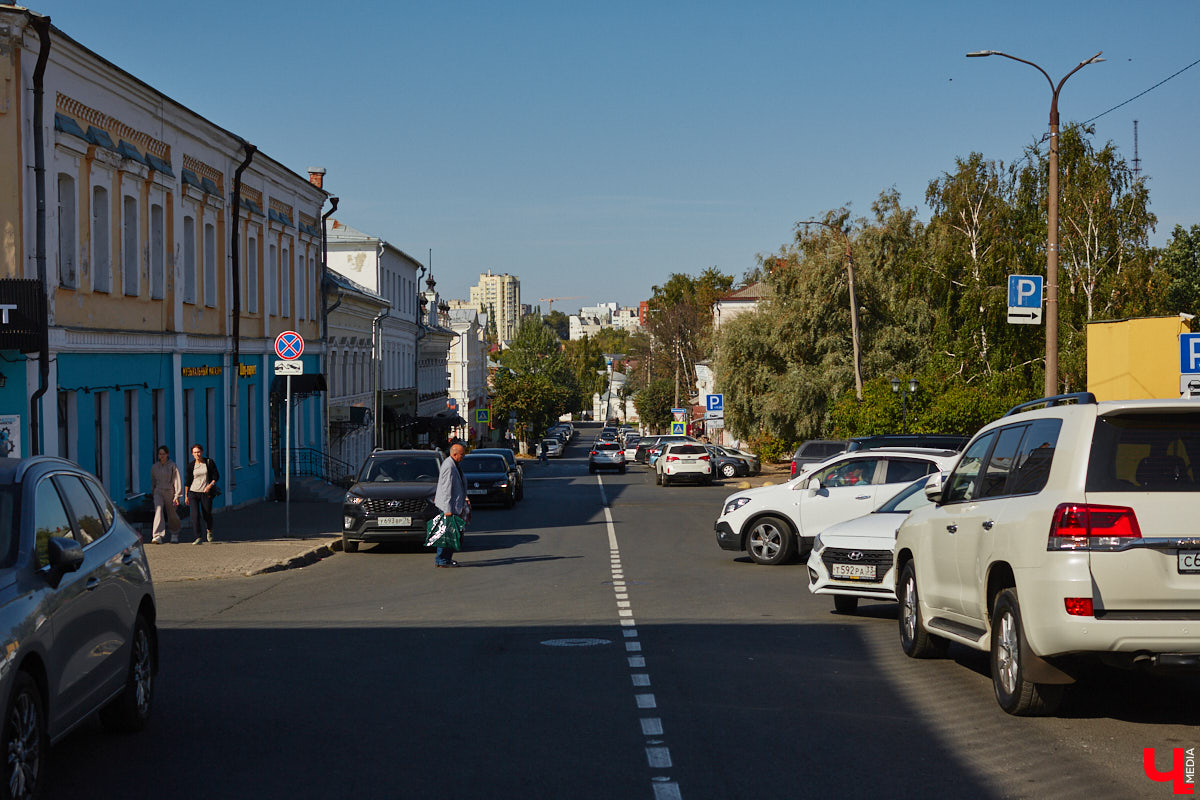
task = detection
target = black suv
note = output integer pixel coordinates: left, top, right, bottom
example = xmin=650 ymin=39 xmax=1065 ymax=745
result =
xmin=342 ymin=450 xmax=444 ymax=553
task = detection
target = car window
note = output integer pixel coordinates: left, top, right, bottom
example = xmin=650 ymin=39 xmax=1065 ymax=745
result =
xmin=0 ymin=486 xmax=17 ymax=568
xmin=54 ymin=474 xmax=107 ymax=545
xmin=362 ymin=457 xmax=441 ymax=483
xmin=671 ymin=445 xmax=706 ymax=455
xmin=943 ymin=432 xmax=996 ymax=503
xmin=815 ymin=458 xmax=879 ymax=487
xmin=462 ymin=457 xmax=506 ymax=473
xmin=596 ymin=443 xmax=620 ymax=451
xmin=884 ymin=458 xmax=939 ymax=484
xmin=83 ymin=477 xmax=116 ymax=529
xmin=977 ymin=425 xmax=1029 ymax=499
xmin=1008 ymin=419 xmax=1062 ymax=494
xmin=1087 ymin=412 xmax=1200 ymax=492
xmin=876 ymin=477 xmax=934 ymax=513
xmin=34 ymin=478 xmax=74 ymax=568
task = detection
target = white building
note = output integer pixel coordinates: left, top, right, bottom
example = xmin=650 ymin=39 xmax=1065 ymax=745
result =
xmin=611 ymin=306 xmax=642 ymax=332
xmin=713 ymin=282 xmax=768 ymax=331
xmin=447 ymin=308 xmax=489 ymax=443
xmin=325 ymin=272 xmax=389 ymax=470
xmin=417 ymin=274 xmax=456 ymax=430
xmin=569 ymin=314 xmax=605 ymax=341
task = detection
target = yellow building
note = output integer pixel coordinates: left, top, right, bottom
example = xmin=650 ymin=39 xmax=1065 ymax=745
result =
xmin=1086 ymin=316 xmax=1193 ymax=400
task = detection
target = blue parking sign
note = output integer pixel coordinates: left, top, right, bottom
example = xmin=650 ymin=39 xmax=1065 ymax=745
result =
xmin=706 ymin=394 xmax=724 ymax=412
xmin=1181 ymin=334 xmax=1200 ymax=374
xmin=1007 ymin=275 xmax=1043 ymax=308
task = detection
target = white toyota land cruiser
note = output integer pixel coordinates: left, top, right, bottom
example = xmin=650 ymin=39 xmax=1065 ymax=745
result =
xmin=894 ymin=393 xmax=1200 ymax=716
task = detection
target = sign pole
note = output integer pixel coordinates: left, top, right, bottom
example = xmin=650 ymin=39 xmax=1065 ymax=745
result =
xmin=286 ymin=374 xmax=291 ymax=537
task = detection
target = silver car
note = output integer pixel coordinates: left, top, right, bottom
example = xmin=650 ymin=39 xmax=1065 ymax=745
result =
xmin=588 ymin=442 xmax=626 ymax=474
xmin=0 ymin=455 xmax=158 ymax=797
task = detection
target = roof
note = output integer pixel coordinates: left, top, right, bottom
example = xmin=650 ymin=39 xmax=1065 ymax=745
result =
xmin=326 ymin=271 xmax=387 ymax=303
xmin=718 ymin=282 xmax=769 ymax=302
xmin=326 ymin=219 xmax=426 ymax=268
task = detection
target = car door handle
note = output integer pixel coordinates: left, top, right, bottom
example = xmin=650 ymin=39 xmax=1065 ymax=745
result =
xmin=982 ymin=520 xmax=995 ymax=530
xmin=855 ymin=495 xmax=870 ymax=500
xmin=85 ymin=577 xmax=100 ymax=591
xmin=122 ymin=550 xmax=135 ymax=564
xmin=946 ymin=524 xmax=958 ymax=534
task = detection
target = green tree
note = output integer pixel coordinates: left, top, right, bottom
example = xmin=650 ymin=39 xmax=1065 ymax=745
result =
xmin=563 ymin=335 xmax=607 ymax=411
xmin=633 ymin=378 xmax=674 ymax=432
xmin=645 ymin=268 xmax=734 ymax=406
xmin=543 ymin=309 xmax=570 ymax=339
xmin=490 ymin=318 xmax=579 ymax=452
xmin=1163 ymin=224 xmax=1200 ymax=316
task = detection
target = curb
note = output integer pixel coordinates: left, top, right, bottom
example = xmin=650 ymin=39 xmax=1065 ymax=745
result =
xmin=246 ymin=539 xmax=342 ymax=577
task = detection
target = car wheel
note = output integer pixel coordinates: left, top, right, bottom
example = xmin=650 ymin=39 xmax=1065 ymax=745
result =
xmin=504 ymin=493 xmax=515 ymax=509
xmin=745 ymin=515 xmax=795 ymax=565
xmin=516 ymin=484 xmax=524 ymax=501
xmin=834 ymin=595 xmax=859 ymax=613
xmin=662 ymin=473 xmax=671 ymax=487
xmin=898 ymin=561 xmax=948 ymax=658
xmin=99 ymin=613 xmax=155 ymax=732
xmin=721 ymin=463 xmax=737 ymax=478
xmin=991 ymin=588 xmax=1064 ymax=716
xmin=619 ymin=466 xmax=626 ymax=474
xmin=654 ymin=470 xmax=662 ymax=485
xmin=342 ymin=536 xmax=359 ymax=553
xmin=3 ymin=671 xmax=46 ymax=800
xmin=589 ymin=466 xmax=596 ymax=474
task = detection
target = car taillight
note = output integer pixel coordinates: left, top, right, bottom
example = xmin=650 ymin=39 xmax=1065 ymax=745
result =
xmin=699 ymin=455 xmax=710 ymax=461
xmin=666 ymin=456 xmax=679 ymax=462
xmin=1064 ymin=598 xmax=1094 ymax=616
xmin=790 ymin=461 xmax=797 ymax=476
xmin=590 ymin=451 xmax=597 ymax=455
xmin=1047 ymin=503 xmax=1142 ymax=551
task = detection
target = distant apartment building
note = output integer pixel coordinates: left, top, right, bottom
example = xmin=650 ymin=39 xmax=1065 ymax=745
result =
xmin=569 ymin=314 xmax=605 ymax=341
xmin=611 ymin=307 xmax=642 ymax=332
xmin=468 ymin=270 xmax=521 ymax=341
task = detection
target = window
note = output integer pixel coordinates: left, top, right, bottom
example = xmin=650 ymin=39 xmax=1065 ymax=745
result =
xmin=93 ymin=391 xmax=109 ymax=488
xmin=297 ymin=254 xmax=306 ymax=320
xmin=247 ymin=383 xmax=257 ymax=464
xmin=943 ymin=432 xmax=996 ymax=504
xmin=123 ymin=195 xmax=138 ymax=296
xmin=83 ymin=477 xmax=115 ymax=530
xmin=328 ymin=351 xmax=337 ymax=397
xmin=183 ymin=388 xmax=194 ymax=444
xmin=204 ymin=223 xmax=216 ymax=307
xmin=57 ymin=173 xmax=77 ymax=288
xmin=341 ymin=354 xmax=348 ymax=399
xmin=34 ymin=478 xmax=72 ymax=568
xmin=183 ymin=215 xmax=196 ymax=303
xmin=816 ymin=458 xmax=880 ymax=487
xmin=281 ymin=247 xmax=291 ymax=317
xmin=124 ymin=389 xmax=139 ymax=495
xmin=55 ymin=475 xmax=106 ymax=545
xmin=977 ymin=426 xmax=1028 ymax=500
xmin=204 ymin=388 xmax=216 ymax=458
xmin=268 ymin=244 xmax=277 ymax=316
xmin=308 ymin=257 xmax=315 ymax=319
xmin=247 ymin=238 xmax=258 ymax=313
xmin=1008 ymin=419 xmax=1062 ymax=494
xmin=92 ymin=185 xmax=110 ymax=292
xmin=56 ymin=390 xmax=76 ymax=461
xmin=1083 ymin=414 xmax=1200 ymax=492
xmin=152 ymin=389 xmax=166 ymax=452
xmin=150 ymin=203 xmax=165 ymax=299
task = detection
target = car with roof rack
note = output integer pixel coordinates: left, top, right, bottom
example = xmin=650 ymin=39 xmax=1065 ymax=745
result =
xmin=895 ymin=392 xmax=1200 ymax=716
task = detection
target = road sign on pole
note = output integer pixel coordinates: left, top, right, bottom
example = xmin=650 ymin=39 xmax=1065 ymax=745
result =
xmin=706 ymin=394 xmax=724 ymax=412
xmin=671 ymin=407 xmax=687 ymax=422
xmin=274 ymin=330 xmax=305 ymax=360
xmin=1007 ymin=275 xmax=1044 ymax=325
xmin=670 ymin=421 xmax=686 ymax=435
xmin=1180 ymin=333 xmax=1200 ymax=375
xmin=274 ymin=360 xmax=303 ymax=376
xmin=476 ymin=408 xmax=490 ymax=424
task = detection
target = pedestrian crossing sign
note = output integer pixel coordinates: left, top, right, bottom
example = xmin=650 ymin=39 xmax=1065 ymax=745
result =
xmin=476 ymin=409 xmax=490 ymax=424
xmin=671 ymin=421 xmax=686 ymax=435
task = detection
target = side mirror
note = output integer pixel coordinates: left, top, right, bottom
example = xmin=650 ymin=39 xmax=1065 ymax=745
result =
xmin=47 ymin=536 xmax=84 ymax=577
xmin=924 ymin=472 xmax=947 ymax=504
xmin=807 ymin=477 xmax=822 ymax=496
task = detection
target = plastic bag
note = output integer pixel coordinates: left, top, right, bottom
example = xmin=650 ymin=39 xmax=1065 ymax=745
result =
xmin=425 ymin=514 xmax=465 ymax=549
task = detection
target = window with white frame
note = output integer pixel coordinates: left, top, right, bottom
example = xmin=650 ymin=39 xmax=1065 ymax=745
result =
xmin=150 ymin=203 xmax=165 ymax=299
xmin=268 ymin=244 xmax=277 ymax=316
xmin=183 ymin=215 xmax=196 ymax=303
xmin=123 ymin=389 xmax=139 ymax=494
xmin=94 ymin=391 xmax=109 ymax=489
xmin=204 ymin=388 xmax=216 ymax=457
xmin=152 ymin=389 xmax=166 ymax=450
xmin=247 ymin=238 xmax=258 ymax=313
xmin=57 ymin=173 xmax=77 ymax=288
xmin=281 ymin=246 xmax=291 ymax=317
xmin=183 ymin=388 xmax=194 ymax=445
xmin=296 ymin=253 xmax=306 ymax=320
xmin=92 ymin=185 xmax=110 ymax=292
xmin=308 ymin=257 xmax=315 ymax=319
xmin=123 ymin=195 xmax=138 ymax=296
xmin=247 ymin=383 xmax=257 ymax=464
xmin=204 ymin=223 xmax=217 ymax=307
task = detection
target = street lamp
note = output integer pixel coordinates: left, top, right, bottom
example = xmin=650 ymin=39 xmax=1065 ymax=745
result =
xmin=891 ymin=377 xmax=918 ymax=433
xmin=798 ymin=221 xmax=863 ymax=401
xmin=966 ymin=49 xmax=1104 ymax=397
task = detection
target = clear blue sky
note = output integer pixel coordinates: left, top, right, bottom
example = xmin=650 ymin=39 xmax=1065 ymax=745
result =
xmin=36 ymin=0 xmax=1200 ymax=309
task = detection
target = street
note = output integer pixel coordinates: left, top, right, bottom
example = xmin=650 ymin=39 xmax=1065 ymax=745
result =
xmin=46 ymin=432 xmax=1199 ymax=799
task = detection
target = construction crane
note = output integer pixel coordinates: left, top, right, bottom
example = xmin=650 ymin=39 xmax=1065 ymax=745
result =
xmin=539 ymin=296 xmax=583 ymax=311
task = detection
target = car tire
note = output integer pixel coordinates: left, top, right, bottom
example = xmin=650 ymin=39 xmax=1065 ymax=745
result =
xmin=745 ymin=515 xmax=795 ymax=565
xmin=589 ymin=466 xmax=596 ymax=474
xmin=898 ymin=561 xmax=949 ymax=659
xmin=662 ymin=473 xmax=671 ymax=487
xmin=342 ymin=536 xmax=359 ymax=553
xmin=991 ymin=588 xmax=1064 ymax=716
xmin=834 ymin=595 xmax=859 ymax=614
xmin=99 ymin=612 xmax=155 ymax=732
xmin=504 ymin=493 xmax=515 ymax=509
xmin=705 ymin=474 xmax=714 ymax=485
xmin=655 ymin=470 xmax=662 ymax=485
xmin=3 ymin=671 xmax=46 ymax=800
xmin=516 ymin=484 xmax=524 ymax=501
xmin=721 ymin=464 xmax=737 ymax=478
xmin=619 ymin=466 xmax=626 ymax=474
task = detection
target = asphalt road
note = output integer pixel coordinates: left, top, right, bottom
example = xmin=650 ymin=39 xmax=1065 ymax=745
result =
xmin=47 ymin=429 xmax=1200 ymax=799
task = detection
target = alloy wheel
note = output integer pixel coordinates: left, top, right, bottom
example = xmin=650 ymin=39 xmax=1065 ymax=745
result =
xmin=6 ymin=690 xmax=41 ymax=800
xmin=995 ymin=610 xmax=1019 ymax=696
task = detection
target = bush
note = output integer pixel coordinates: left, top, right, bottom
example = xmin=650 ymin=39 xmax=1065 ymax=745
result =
xmin=746 ymin=432 xmax=794 ymax=464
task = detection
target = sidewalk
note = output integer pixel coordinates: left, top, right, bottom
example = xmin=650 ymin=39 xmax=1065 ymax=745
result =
xmin=143 ymin=500 xmax=344 ymax=582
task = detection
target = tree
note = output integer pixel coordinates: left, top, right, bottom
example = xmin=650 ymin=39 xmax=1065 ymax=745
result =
xmin=645 ymin=268 xmax=734 ymax=407
xmin=562 ymin=335 xmax=606 ymax=411
xmin=543 ymin=309 xmax=570 ymax=339
xmin=633 ymin=379 xmax=674 ymax=432
xmin=1162 ymin=224 xmax=1200 ymax=316
xmin=490 ymin=318 xmax=579 ymax=452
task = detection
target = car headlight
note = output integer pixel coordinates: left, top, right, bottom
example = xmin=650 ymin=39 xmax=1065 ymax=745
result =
xmin=723 ymin=496 xmax=751 ymax=515
xmin=345 ymin=494 xmax=365 ymax=505
xmin=812 ymin=534 xmax=824 ymax=551
xmin=497 ymin=481 xmax=509 ymax=488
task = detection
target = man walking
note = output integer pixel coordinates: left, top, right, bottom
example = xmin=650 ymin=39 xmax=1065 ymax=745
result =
xmin=433 ymin=442 xmax=469 ymax=567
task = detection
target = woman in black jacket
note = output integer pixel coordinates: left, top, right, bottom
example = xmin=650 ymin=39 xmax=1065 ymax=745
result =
xmin=183 ymin=443 xmax=220 ymax=544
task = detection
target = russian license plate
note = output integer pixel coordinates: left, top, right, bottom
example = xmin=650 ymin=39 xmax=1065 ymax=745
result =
xmin=377 ymin=516 xmax=412 ymax=527
xmin=832 ymin=563 xmax=876 ymax=580
xmin=1179 ymin=551 xmax=1200 ymax=573
xmin=467 ymin=489 xmax=488 ymax=495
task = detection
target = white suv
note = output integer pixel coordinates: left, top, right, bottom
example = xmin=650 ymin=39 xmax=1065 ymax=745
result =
xmin=656 ymin=443 xmax=714 ymax=486
xmin=895 ymin=393 xmax=1200 ymax=716
xmin=714 ymin=448 xmax=959 ymax=565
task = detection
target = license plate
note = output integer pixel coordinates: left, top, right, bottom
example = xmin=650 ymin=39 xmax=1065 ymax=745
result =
xmin=1179 ymin=551 xmax=1200 ymax=573
xmin=377 ymin=516 xmax=412 ymax=527
xmin=832 ymin=563 xmax=876 ymax=580
xmin=467 ymin=489 xmax=488 ymax=495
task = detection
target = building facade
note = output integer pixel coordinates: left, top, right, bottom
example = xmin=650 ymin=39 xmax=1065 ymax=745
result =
xmin=0 ymin=8 xmax=328 ymax=511
xmin=468 ymin=270 xmax=521 ymax=341
xmin=324 ymin=272 xmax=388 ymax=471
xmin=446 ymin=308 xmax=489 ymax=443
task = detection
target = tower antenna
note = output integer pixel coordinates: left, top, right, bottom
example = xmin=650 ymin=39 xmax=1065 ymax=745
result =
xmin=1132 ymin=120 xmax=1142 ymax=180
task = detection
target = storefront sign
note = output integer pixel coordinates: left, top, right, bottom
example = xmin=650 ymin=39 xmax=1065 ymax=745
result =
xmin=239 ymin=364 xmax=257 ymax=377
xmin=181 ymin=366 xmax=222 ymax=377
xmin=0 ymin=280 xmax=47 ymax=353
xmin=0 ymin=414 xmax=20 ymax=458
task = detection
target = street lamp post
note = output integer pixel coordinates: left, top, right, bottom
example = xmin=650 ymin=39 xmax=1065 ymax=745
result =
xmin=891 ymin=377 xmax=918 ymax=433
xmin=799 ymin=221 xmax=863 ymax=401
xmin=966 ymin=49 xmax=1104 ymax=397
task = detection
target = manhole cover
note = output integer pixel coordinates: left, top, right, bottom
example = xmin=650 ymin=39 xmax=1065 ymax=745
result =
xmin=540 ymin=638 xmax=612 ymax=647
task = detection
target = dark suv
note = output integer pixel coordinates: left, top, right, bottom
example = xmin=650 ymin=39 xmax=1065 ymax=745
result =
xmin=341 ymin=450 xmax=444 ymax=553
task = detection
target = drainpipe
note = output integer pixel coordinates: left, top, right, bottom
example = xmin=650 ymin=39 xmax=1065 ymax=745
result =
xmin=26 ymin=12 xmax=50 ymax=455
xmin=371 ymin=308 xmax=390 ymax=449
xmin=320 ymin=197 xmax=339 ymax=340
xmin=229 ymin=140 xmax=255 ymax=490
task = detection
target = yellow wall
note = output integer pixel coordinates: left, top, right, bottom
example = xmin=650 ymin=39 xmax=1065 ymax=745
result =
xmin=1087 ymin=316 xmax=1192 ymax=400
xmin=0 ymin=40 xmax=23 ymax=279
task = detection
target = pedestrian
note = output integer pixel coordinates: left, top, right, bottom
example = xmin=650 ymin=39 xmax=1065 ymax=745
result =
xmin=149 ymin=445 xmax=183 ymax=544
xmin=183 ymin=443 xmax=220 ymax=544
xmin=433 ymin=441 xmax=470 ymax=567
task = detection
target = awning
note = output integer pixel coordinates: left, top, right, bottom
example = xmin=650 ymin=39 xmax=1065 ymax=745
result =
xmin=270 ymin=373 xmax=327 ymax=396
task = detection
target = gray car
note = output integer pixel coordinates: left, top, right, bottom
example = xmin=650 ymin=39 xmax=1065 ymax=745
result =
xmin=588 ymin=442 xmax=626 ymax=474
xmin=0 ymin=455 xmax=159 ymax=797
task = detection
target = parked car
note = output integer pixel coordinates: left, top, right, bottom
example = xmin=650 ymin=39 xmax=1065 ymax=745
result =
xmin=634 ymin=436 xmax=663 ymax=464
xmin=472 ymin=447 xmax=524 ymax=501
xmin=461 ymin=454 xmax=516 ymax=507
xmin=0 ymin=455 xmax=159 ymax=797
xmin=539 ymin=438 xmax=563 ymax=458
xmin=656 ymin=443 xmax=714 ymax=486
xmin=806 ymin=476 xmax=933 ymax=613
xmin=589 ymin=442 xmax=627 ymax=474
xmin=705 ymin=445 xmax=750 ymax=479
xmin=646 ymin=435 xmax=699 ymax=467
xmin=846 ymin=433 xmax=970 ymax=453
xmin=715 ymin=448 xmax=959 ymax=565
xmin=719 ymin=446 xmax=761 ymax=475
xmin=342 ymin=449 xmax=444 ymax=552
xmin=622 ymin=435 xmax=642 ymax=461
xmin=790 ymin=439 xmax=850 ymax=477
xmin=895 ymin=393 xmax=1200 ymax=716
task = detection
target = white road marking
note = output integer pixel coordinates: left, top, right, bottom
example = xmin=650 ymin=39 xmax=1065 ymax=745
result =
xmin=628 ymin=656 xmax=646 ymax=668
xmin=626 ymin=642 xmax=642 ymax=652
xmin=641 ymin=718 xmax=663 ymax=736
xmin=632 ymin=673 xmax=651 ymax=686
xmin=635 ymin=693 xmax=657 ymax=708
xmin=646 ymin=747 xmax=673 ymax=768
xmin=652 ymin=781 xmax=683 ymax=800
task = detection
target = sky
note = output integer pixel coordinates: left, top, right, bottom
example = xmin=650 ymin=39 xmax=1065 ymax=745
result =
xmin=32 ymin=0 xmax=1200 ymax=310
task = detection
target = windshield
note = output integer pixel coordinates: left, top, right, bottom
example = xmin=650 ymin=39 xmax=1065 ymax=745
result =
xmin=463 ymin=456 xmax=507 ymax=474
xmin=876 ymin=476 xmax=935 ymax=513
xmin=360 ymin=456 xmax=441 ymax=483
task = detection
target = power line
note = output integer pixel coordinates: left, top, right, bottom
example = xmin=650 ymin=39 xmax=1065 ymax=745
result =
xmin=1082 ymin=56 xmax=1200 ymax=124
